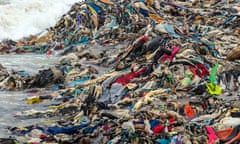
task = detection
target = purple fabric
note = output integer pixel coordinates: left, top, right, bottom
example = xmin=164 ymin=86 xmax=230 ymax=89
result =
xmin=77 ymin=14 xmax=81 ymax=26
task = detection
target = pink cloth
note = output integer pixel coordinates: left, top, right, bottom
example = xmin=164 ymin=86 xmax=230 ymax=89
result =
xmin=206 ymin=125 xmax=218 ymax=144
xmin=160 ymin=45 xmax=180 ymax=62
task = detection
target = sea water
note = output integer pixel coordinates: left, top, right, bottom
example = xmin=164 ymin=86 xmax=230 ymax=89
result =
xmin=0 ymin=0 xmax=81 ymax=41
xmin=0 ymin=54 xmax=59 ymax=137
xmin=0 ymin=0 xmax=82 ymax=137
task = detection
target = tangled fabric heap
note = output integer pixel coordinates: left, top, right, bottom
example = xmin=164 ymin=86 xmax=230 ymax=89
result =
xmin=0 ymin=0 xmax=240 ymax=143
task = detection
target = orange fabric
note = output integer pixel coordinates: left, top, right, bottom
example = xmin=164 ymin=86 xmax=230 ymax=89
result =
xmin=217 ymin=128 xmax=234 ymax=140
xmin=184 ymin=103 xmax=195 ymax=118
xmin=195 ymin=15 xmax=202 ymax=20
xmin=99 ymin=0 xmax=114 ymax=5
xmin=149 ymin=14 xmax=165 ymax=23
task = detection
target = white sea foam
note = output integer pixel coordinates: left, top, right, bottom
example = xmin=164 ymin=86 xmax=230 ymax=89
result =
xmin=0 ymin=0 xmax=81 ymax=41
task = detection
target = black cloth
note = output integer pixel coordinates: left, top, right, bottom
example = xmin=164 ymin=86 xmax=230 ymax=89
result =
xmin=130 ymin=40 xmax=146 ymax=58
xmin=31 ymin=69 xmax=54 ymax=87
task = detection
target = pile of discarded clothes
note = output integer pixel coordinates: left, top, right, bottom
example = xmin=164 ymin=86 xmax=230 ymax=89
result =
xmin=0 ymin=0 xmax=240 ymax=143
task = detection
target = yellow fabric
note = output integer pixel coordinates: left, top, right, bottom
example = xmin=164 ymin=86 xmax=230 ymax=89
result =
xmin=26 ymin=96 xmax=42 ymax=104
xmin=87 ymin=5 xmax=97 ymax=15
xmin=206 ymin=83 xmax=222 ymax=95
xmin=48 ymin=104 xmax=63 ymax=109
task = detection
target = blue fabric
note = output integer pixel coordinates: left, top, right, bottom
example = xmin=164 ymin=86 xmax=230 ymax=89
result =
xmin=52 ymin=85 xmax=59 ymax=91
xmin=129 ymin=104 xmax=134 ymax=109
xmin=163 ymin=23 xmax=180 ymax=38
xmin=17 ymin=71 xmax=30 ymax=77
xmin=47 ymin=124 xmax=88 ymax=134
xmin=139 ymin=8 xmax=149 ymax=17
xmin=78 ymin=36 xmax=89 ymax=43
xmin=87 ymin=2 xmax=102 ymax=15
xmin=82 ymin=125 xmax=98 ymax=134
xmin=149 ymin=119 xmax=159 ymax=130
xmin=72 ymin=36 xmax=89 ymax=46
xmin=156 ymin=138 xmax=170 ymax=144
xmin=204 ymin=118 xmax=212 ymax=125
xmin=224 ymin=15 xmax=235 ymax=24
xmin=20 ymin=129 xmax=32 ymax=135
xmin=192 ymin=33 xmax=200 ymax=38
xmin=126 ymin=4 xmax=135 ymax=14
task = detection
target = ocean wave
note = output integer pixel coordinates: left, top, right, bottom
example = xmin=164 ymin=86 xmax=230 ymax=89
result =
xmin=0 ymin=0 xmax=81 ymax=41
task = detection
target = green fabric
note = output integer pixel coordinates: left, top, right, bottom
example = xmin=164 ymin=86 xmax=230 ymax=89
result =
xmin=209 ymin=62 xmax=219 ymax=83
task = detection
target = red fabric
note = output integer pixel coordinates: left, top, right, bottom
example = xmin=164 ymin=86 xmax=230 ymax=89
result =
xmin=160 ymin=45 xmax=180 ymax=62
xmin=47 ymin=49 xmax=52 ymax=56
xmin=203 ymin=102 xmax=207 ymax=109
xmin=152 ymin=124 xmax=164 ymax=134
xmin=40 ymin=134 xmax=48 ymax=139
xmin=103 ymin=125 xmax=110 ymax=130
xmin=168 ymin=125 xmax=173 ymax=132
xmin=196 ymin=63 xmax=209 ymax=77
xmin=169 ymin=117 xmax=176 ymax=123
xmin=188 ymin=66 xmax=197 ymax=76
xmin=188 ymin=63 xmax=209 ymax=78
xmin=114 ymin=68 xmax=146 ymax=85
xmin=139 ymin=35 xmax=149 ymax=41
